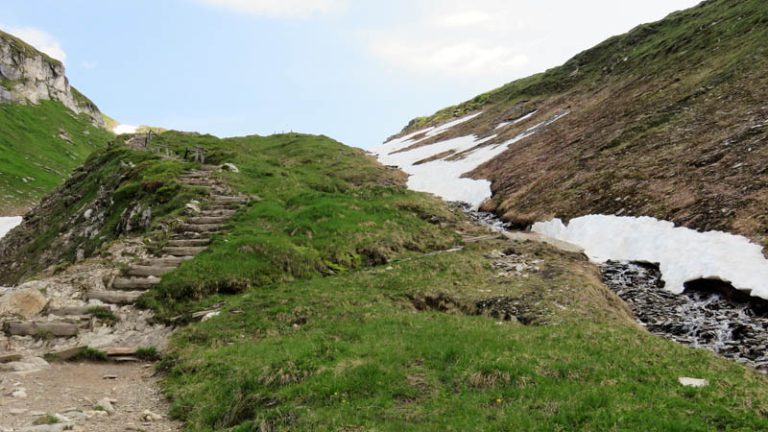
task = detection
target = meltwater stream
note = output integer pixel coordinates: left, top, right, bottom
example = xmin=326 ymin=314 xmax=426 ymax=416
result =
xmin=601 ymin=261 xmax=768 ymax=371
xmin=462 ymin=207 xmax=768 ymax=371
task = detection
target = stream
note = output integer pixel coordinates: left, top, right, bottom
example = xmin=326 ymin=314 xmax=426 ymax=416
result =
xmin=463 ymin=207 xmax=768 ymax=372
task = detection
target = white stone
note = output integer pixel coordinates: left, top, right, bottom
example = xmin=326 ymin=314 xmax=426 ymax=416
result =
xmin=678 ymin=377 xmax=709 ymax=388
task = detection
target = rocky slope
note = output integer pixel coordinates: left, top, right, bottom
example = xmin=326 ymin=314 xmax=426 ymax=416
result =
xmin=382 ymin=0 xmax=768 ymax=247
xmin=0 ymin=30 xmax=103 ymax=126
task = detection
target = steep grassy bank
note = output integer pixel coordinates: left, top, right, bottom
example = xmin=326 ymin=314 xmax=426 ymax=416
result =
xmin=0 ymin=101 xmax=113 ymax=215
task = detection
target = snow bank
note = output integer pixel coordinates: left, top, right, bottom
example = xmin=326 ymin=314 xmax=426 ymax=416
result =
xmin=0 ymin=216 xmax=22 ymax=240
xmin=113 ymin=124 xmax=138 ymax=135
xmin=375 ymin=112 xmax=567 ymax=208
xmin=533 ymin=215 xmax=768 ymax=300
xmin=496 ymin=110 xmax=537 ymax=130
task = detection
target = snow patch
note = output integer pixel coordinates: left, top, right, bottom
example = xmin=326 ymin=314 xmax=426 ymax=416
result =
xmin=113 ymin=124 xmax=139 ymax=135
xmin=532 ymin=215 xmax=768 ymax=301
xmin=0 ymin=216 xmax=22 ymax=240
xmin=496 ymin=110 xmax=537 ymax=130
xmin=374 ymin=111 xmax=566 ymax=208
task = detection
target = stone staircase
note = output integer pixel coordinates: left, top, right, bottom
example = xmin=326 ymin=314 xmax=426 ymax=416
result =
xmin=1 ymin=164 xmax=248 ymax=362
xmin=106 ymin=165 xmax=248 ymax=300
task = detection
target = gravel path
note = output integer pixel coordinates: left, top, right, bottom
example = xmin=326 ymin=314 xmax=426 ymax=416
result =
xmin=0 ymin=362 xmax=181 ymax=432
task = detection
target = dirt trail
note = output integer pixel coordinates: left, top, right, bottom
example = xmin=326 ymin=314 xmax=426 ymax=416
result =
xmin=1 ymin=362 xmax=180 ymax=431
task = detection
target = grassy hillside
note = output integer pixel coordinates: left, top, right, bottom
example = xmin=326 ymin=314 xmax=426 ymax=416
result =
xmin=4 ymin=131 xmax=768 ymax=430
xmin=0 ymin=101 xmax=112 ymax=215
xmin=390 ymin=0 xmax=768 ymax=245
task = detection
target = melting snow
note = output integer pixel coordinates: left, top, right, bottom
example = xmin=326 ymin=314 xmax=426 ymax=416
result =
xmin=375 ymin=111 xmax=566 ymax=208
xmin=113 ymin=124 xmax=139 ymax=135
xmin=496 ymin=110 xmax=538 ymax=130
xmin=533 ymin=215 xmax=768 ymax=301
xmin=0 ymin=216 xmax=22 ymax=240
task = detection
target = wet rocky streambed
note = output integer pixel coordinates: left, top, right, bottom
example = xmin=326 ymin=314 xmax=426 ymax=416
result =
xmin=601 ymin=261 xmax=768 ymax=371
xmin=463 ymin=207 xmax=768 ymax=372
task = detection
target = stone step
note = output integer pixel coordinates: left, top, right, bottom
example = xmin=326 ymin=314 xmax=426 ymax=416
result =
xmin=144 ymin=256 xmax=193 ymax=267
xmin=4 ymin=321 xmax=79 ymax=337
xmin=48 ymin=306 xmax=92 ymax=317
xmin=112 ymin=277 xmax=161 ymax=291
xmin=163 ymin=246 xmax=208 ymax=256
xmin=176 ymin=223 xmax=224 ymax=233
xmin=167 ymin=238 xmax=211 ymax=247
xmin=199 ymin=165 xmax=220 ymax=172
xmin=199 ymin=209 xmax=237 ymax=217
xmin=204 ymin=202 xmax=241 ymax=210
xmin=126 ymin=265 xmax=176 ymax=278
xmin=187 ymin=216 xmax=229 ymax=224
xmin=88 ymin=290 xmax=146 ymax=305
xmin=211 ymin=195 xmax=248 ymax=204
xmin=181 ymin=172 xmax=210 ymax=179
xmin=181 ymin=179 xmax=214 ymax=187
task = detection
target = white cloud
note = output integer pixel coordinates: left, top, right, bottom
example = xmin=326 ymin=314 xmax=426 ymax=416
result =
xmin=2 ymin=26 xmax=67 ymax=63
xmin=81 ymin=60 xmax=98 ymax=70
xmin=365 ymin=0 xmax=701 ymax=81
xmin=198 ymin=0 xmax=345 ymax=18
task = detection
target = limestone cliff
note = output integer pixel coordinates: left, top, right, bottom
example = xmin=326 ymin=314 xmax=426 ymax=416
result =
xmin=0 ymin=30 xmax=104 ymax=126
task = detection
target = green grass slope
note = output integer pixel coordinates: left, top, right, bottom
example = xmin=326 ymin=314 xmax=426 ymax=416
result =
xmin=6 ymin=131 xmax=768 ymax=430
xmin=0 ymin=101 xmax=113 ymax=215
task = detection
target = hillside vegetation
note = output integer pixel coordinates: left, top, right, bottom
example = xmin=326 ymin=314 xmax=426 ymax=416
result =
xmin=0 ymin=101 xmax=112 ymax=216
xmin=5 ymin=132 xmax=764 ymax=431
xmin=391 ymin=0 xmax=768 ymax=246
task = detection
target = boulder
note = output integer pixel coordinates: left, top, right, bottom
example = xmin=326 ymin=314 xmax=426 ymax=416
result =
xmin=0 ymin=287 xmax=48 ymax=319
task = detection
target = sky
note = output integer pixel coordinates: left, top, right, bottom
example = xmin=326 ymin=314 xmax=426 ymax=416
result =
xmin=0 ymin=0 xmax=701 ymax=148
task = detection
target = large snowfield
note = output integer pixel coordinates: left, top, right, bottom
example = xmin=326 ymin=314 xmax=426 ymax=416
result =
xmin=533 ymin=215 xmax=768 ymax=301
xmin=0 ymin=216 xmax=21 ymax=240
xmin=374 ymin=111 xmax=566 ymax=208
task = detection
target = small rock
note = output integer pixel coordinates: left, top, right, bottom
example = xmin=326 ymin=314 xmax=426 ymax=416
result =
xmin=12 ymin=388 xmax=28 ymax=398
xmin=201 ymin=311 xmax=220 ymax=322
xmin=94 ymin=397 xmax=115 ymax=414
xmin=141 ymin=410 xmax=163 ymax=422
xmin=678 ymin=377 xmax=709 ymax=388
xmin=10 ymin=407 xmax=28 ymax=415
xmin=102 ymin=374 xmax=118 ymax=380
xmin=220 ymin=163 xmax=240 ymax=173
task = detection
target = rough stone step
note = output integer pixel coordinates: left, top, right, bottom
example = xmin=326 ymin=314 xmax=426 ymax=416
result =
xmin=88 ymin=290 xmax=145 ymax=305
xmin=181 ymin=179 xmax=214 ymax=186
xmin=144 ymin=256 xmax=193 ymax=266
xmin=199 ymin=209 xmax=237 ymax=217
xmin=211 ymin=195 xmax=248 ymax=204
xmin=112 ymin=277 xmax=161 ymax=291
xmin=0 ymin=353 xmax=22 ymax=363
xmin=48 ymin=306 xmax=93 ymax=317
xmin=171 ymin=232 xmax=212 ymax=241
xmin=167 ymin=238 xmax=211 ymax=247
xmin=176 ymin=223 xmax=224 ymax=233
xmin=4 ymin=321 xmax=79 ymax=337
xmin=204 ymin=202 xmax=241 ymax=210
xmin=163 ymin=246 xmax=207 ymax=256
xmin=126 ymin=265 xmax=176 ymax=277
xmin=187 ymin=216 xmax=229 ymax=224
xmin=181 ymin=173 xmax=211 ymax=179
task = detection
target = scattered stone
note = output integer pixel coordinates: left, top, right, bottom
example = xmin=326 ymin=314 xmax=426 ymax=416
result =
xmin=679 ymin=377 xmax=710 ymax=388
xmin=10 ymin=408 xmax=28 ymax=415
xmin=220 ymin=163 xmax=240 ymax=173
xmin=11 ymin=388 xmax=27 ymax=398
xmin=94 ymin=397 xmax=115 ymax=414
xmin=0 ymin=353 xmax=22 ymax=363
xmin=102 ymin=374 xmax=118 ymax=380
xmin=141 ymin=410 xmax=163 ymax=421
xmin=0 ymin=357 xmax=50 ymax=374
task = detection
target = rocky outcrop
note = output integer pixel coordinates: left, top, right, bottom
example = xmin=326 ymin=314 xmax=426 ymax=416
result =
xmin=0 ymin=30 xmax=104 ymax=126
